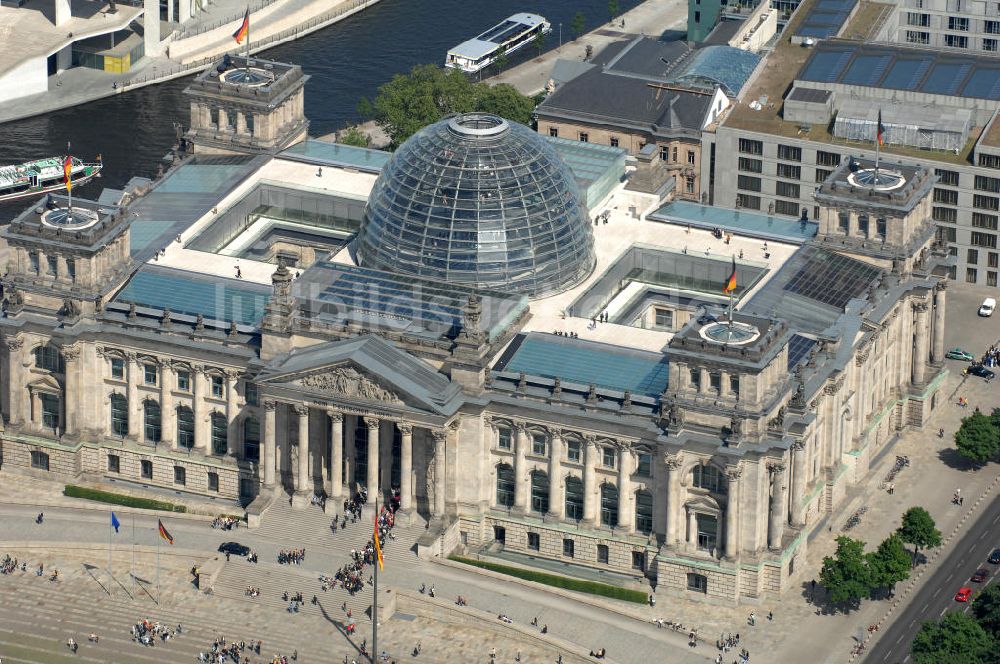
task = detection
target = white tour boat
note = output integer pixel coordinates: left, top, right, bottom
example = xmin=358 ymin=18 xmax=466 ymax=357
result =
xmin=445 ymin=13 xmax=551 ymax=74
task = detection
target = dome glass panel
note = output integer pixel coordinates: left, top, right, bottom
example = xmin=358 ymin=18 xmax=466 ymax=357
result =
xmin=355 ymin=114 xmax=596 ymax=298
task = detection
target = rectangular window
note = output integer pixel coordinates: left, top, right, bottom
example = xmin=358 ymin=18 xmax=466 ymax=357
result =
xmin=933 ymin=206 xmax=958 ymax=223
xmin=141 ymin=459 xmax=153 ymax=479
xmin=602 ymin=447 xmax=616 ymax=468
xmin=990 ymin=252 xmax=999 ymax=269
xmin=66 ymin=258 xmax=75 ymax=281
xmin=816 ymin=150 xmax=840 ymax=167
xmin=689 ymin=368 xmax=701 ymax=390
xmin=497 ymin=427 xmax=512 ymax=450
xmin=774 ymin=200 xmax=800 ymax=216
xmin=685 ymin=175 xmax=695 ymax=193
xmin=937 ymin=226 xmax=957 ymax=243
xmin=986 ymin=20 xmax=1000 ymax=34
xmin=876 ymin=217 xmax=886 ymax=238
xmin=532 ymin=434 xmax=546 ymax=456
xmin=815 ymin=168 xmax=832 ymax=183
xmin=985 ymin=38 xmax=999 ymax=52
xmin=528 ymin=532 xmax=540 ymax=551
xmin=610 ymin=137 xmax=619 ymax=147
xmin=208 ymin=472 xmax=219 ymax=492
xmin=174 ymin=466 xmax=186 ymax=485
xmin=990 ymin=272 xmax=999 ymax=288
xmin=858 ymin=214 xmax=870 ymax=236
xmin=736 ymin=193 xmax=760 ymax=210
xmin=30 ymin=451 xmax=49 ymax=471
xmin=177 ymin=371 xmax=190 ymax=392
xmin=738 ymin=157 xmax=762 ymax=173
xmin=578 ymin=132 xmax=589 ymax=143
xmin=738 ymin=138 xmax=763 ymax=155
xmin=637 ymin=453 xmax=652 ymax=477
xmin=660 ymin=146 xmax=668 ymax=161
xmin=777 ymin=144 xmax=801 ymax=162
xmin=948 ymin=16 xmax=968 ymax=31
xmin=108 ymin=454 xmax=120 ymax=473
xmin=775 ymin=181 xmax=800 ymax=199
xmin=973 ymin=212 xmax=999 ymax=230
xmin=672 ymin=146 xmax=678 ymax=162
xmin=709 ymin=372 xmax=721 ymax=393
xmin=111 ymin=358 xmax=125 ymax=380
xmin=971 ymin=232 xmax=998 ymax=248
xmin=211 ymin=375 xmax=224 ymax=398
xmin=974 ymin=195 xmax=1000 ymax=211
xmin=47 ymin=255 xmax=57 ymax=277
xmin=906 ymin=11 xmax=930 ymax=26
xmin=567 ymin=440 xmax=581 ymax=462
xmin=143 ymin=364 xmax=157 ymax=386
xmin=967 ymin=267 xmax=979 ymax=283
xmin=968 ymin=248 xmax=979 ymax=265
xmin=597 ymin=544 xmax=609 ymax=564
xmin=548 ymin=127 xmax=558 ymax=137
xmin=933 ymin=188 xmax=958 ymax=205
xmin=730 ymin=374 xmax=740 ymax=396
xmin=29 ymin=253 xmax=39 ymax=274
xmin=945 ymin=34 xmax=968 ymax=48
xmin=562 ymin=539 xmax=575 ymax=557
xmin=976 ymin=176 xmax=1000 ymax=193
xmin=654 ymin=308 xmax=673 ymax=329
xmin=687 ymin=150 xmax=695 ymax=165
xmin=906 ymin=30 xmax=930 ymax=44
xmin=632 ymin=551 xmax=646 ymax=570
xmin=737 ymin=175 xmax=761 ymax=192
xmin=776 ymin=163 xmax=801 ymax=180
xmin=838 ymin=211 xmax=851 ymax=233
xmin=935 ymin=169 xmax=960 ymax=187
xmin=245 ymin=382 xmax=258 ymax=406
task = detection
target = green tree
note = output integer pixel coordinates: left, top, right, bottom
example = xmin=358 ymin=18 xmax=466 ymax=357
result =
xmin=571 ymin=11 xmax=586 ymax=40
xmin=911 ymin=611 xmax=995 ymax=664
xmin=356 ymin=96 xmax=374 ymax=120
xmin=867 ymin=534 xmax=911 ymax=596
xmin=819 ymin=536 xmax=871 ymax=607
xmin=955 ymin=409 xmax=1000 ymax=463
xmin=973 ymin=582 xmax=1000 ymax=637
xmin=474 ymin=84 xmax=535 ymax=124
xmin=338 ymin=126 xmax=370 ymax=148
xmin=897 ymin=506 xmax=942 ymax=566
xmin=533 ymin=30 xmax=546 ymax=56
xmin=608 ymin=0 xmax=620 ymax=22
xmin=494 ymin=46 xmax=509 ymax=74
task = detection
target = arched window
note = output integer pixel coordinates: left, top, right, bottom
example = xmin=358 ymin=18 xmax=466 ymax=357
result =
xmin=244 ymin=416 xmax=260 ymax=462
xmin=110 ymin=394 xmax=128 ymax=437
xmin=210 ymin=413 xmax=227 ymax=455
xmin=144 ymin=401 xmax=161 ymax=443
xmin=177 ymin=406 xmax=194 ymax=449
xmin=692 ymin=465 xmax=725 ymax=493
xmin=635 ymin=490 xmax=654 ymax=534
xmin=496 ymin=464 xmax=514 ymax=508
xmin=34 ymin=345 xmax=63 ymax=372
xmin=530 ymin=470 xmax=549 ymax=514
xmin=565 ymin=476 xmax=584 ymax=520
xmin=600 ymin=483 xmax=619 ymax=527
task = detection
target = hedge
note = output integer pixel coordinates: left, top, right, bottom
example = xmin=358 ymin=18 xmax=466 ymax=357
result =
xmin=449 ymin=555 xmax=648 ymax=604
xmin=63 ymin=485 xmax=187 ymax=513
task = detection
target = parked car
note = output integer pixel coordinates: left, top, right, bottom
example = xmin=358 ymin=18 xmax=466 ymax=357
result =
xmin=989 ymin=548 xmax=1000 ymax=564
xmin=972 ymin=569 xmax=990 ymax=583
xmin=955 ymin=587 xmax=973 ymax=602
xmin=980 ymin=298 xmax=996 ymax=317
xmin=218 ymin=542 xmax=250 ymax=556
xmin=946 ymin=348 xmax=975 ymax=361
xmin=969 ymin=364 xmax=996 ymax=380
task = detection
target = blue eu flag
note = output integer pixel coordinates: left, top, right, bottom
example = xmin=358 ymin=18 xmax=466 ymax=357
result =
xmin=111 ymin=511 xmax=121 ymax=534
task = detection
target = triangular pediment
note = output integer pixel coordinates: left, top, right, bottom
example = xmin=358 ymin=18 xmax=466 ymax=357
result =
xmin=290 ymin=364 xmax=405 ymax=407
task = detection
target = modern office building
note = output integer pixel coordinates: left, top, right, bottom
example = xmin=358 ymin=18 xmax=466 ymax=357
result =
xmin=884 ymin=0 xmax=1000 ymax=54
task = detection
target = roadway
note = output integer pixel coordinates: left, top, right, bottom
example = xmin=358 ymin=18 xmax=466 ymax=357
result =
xmin=864 ymin=493 xmax=1000 ymax=664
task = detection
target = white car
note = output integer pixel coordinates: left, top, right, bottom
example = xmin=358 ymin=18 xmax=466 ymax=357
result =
xmin=979 ymin=298 xmax=996 ymax=317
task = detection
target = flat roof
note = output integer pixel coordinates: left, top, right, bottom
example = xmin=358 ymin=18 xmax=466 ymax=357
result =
xmin=279 ymin=140 xmax=391 ymax=174
xmin=795 ymin=0 xmax=857 ymax=39
xmin=649 ymin=201 xmax=818 ymax=243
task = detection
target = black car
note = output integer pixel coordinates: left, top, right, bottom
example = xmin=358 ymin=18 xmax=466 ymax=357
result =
xmin=989 ymin=548 xmax=1000 ymax=564
xmin=218 ymin=542 xmax=250 ymax=557
xmin=969 ymin=364 xmax=996 ymax=380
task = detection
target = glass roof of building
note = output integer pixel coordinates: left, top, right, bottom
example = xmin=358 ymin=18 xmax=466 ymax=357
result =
xmin=668 ymin=46 xmax=761 ymax=97
xmin=279 ymin=140 xmax=392 ymax=173
xmin=788 ymin=333 xmax=816 ymax=370
xmin=496 ymin=333 xmax=669 ymax=397
xmin=799 ymin=41 xmax=1000 ymax=101
xmin=156 ymin=163 xmax=251 ymax=194
xmin=794 ymin=0 xmax=858 ymax=39
xmin=546 ymin=136 xmax=627 ymax=184
xmin=649 ymin=201 xmax=818 ymax=243
xmin=115 ymin=266 xmax=271 ymax=325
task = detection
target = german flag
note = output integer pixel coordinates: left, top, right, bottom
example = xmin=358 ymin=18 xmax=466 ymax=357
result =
xmin=232 ymin=8 xmax=249 ymax=45
xmin=877 ymin=109 xmax=885 ymax=147
xmin=63 ymin=156 xmax=73 ymax=192
xmin=157 ymin=519 xmax=174 ymax=545
xmin=723 ymin=256 xmax=737 ymax=294
xmin=373 ymin=512 xmax=384 ymax=571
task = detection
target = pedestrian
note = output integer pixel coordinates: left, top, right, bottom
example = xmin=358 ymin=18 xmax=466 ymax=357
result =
xmin=767 ymin=610 xmax=773 ymax=621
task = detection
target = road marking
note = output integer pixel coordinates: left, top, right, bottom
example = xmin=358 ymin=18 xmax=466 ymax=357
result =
xmin=970 ymin=545 xmax=978 ymax=553
xmin=904 ymin=655 xmax=911 ymax=663
xmin=896 ymin=634 xmax=904 ymax=645
xmin=940 ymin=607 xmax=948 ymax=616
xmin=946 ymin=573 xmax=954 ymax=582
xmin=919 ymin=604 xmax=927 ymax=613
xmin=933 ymin=587 xmax=941 ymax=598
xmin=908 ymin=619 xmax=915 ymax=628
xmin=993 ymin=514 xmax=999 ymax=525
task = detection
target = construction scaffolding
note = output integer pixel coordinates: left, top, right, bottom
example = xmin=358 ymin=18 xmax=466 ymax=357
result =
xmin=832 ymin=101 xmax=970 ymax=153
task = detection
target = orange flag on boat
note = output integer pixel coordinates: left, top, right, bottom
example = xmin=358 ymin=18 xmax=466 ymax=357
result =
xmin=63 ymin=156 xmax=73 ymax=192
xmin=233 ymin=8 xmax=249 ymax=44
xmin=373 ymin=512 xmax=384 ymax=571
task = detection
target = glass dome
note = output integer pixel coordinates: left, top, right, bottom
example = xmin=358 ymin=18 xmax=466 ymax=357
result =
xmin=355 ymin=113 xmax=596 ymax=298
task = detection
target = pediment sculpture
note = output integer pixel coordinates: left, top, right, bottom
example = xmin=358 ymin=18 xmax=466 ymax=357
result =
xmin=297 ymin=366 xmax=401 ymax=405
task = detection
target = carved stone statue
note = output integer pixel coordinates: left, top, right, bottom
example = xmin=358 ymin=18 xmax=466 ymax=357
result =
xmin=61 ymin=298 xmax=80 ymax=318
xmin=621 ymin=390 xmax=632 ymax=410
xmin=299 ymin=366 xmax=400 ymax=404
xmin=729 ymin=413 xmax=744 ymax=439
xmin=768 ymin=406 xmax=786 ymax=430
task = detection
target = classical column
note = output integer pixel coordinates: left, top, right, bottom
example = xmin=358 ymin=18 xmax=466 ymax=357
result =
xmin=365 ymin=416 xmax=380 ymax=496
xmin=432 ymin=429 xmax=447 ymax=518
xmin=4 ymin=337 xmax=25 ymax=428
xmin=724 ymin=465 xmax=742 ymax=560
xmin=293 ymin=405 xmax=310 ymax=499
xmin=686 ymin=508 xmax=697 ymax=546
xmin=790 ymin=441 xmax=807 ymax=527
xmin=911 ymin=301 xmax=929 ymax=385
xmin=328 ymin=411 xmax=343 ymax=500
xmin=767 ymin=463 xmax=787 ymax=550
xmin=932 ymin=282 xmax=947 ymax=365
xmin=582 ymin=437 xmax=597 ymax=525
xmin=126 ymin=353 xmax=140 ymax=441
xmin=225 ymin=371 xmax=239 ymax=456
xmin=617 ymin=445 xmax=633 ymax=533
xmin=60 ymin=345 xmax=80 ymax=437
xmin=344 ymin=415 xmax=357 ymax=493
xmin=379 ymin=420 xmax=394 ymax=492
xmin=399 ymin=423 xmax=413 ymax=511
xmin=664 ymin=455 xmax=682 ymax=547
xmin=513 ymin=423 xmax=529 ymax=513
xmin=192 ymin=366 xmax=207 ymax=453
xmin=159 ymin=360 xmax=175 ymax=447
xmin=546 ymin=431 xmax=564 ymax=520
xmin=263 ymin=400 xmax=276 ymax=487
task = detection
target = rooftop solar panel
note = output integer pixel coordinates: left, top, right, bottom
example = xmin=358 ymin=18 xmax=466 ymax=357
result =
xmin=787 ymin=334 xmax=816 ymax=370
xmin=962 ymin=68 xmax=1000 ymax=101
xmin=800 ymin=49 xmax=852 ymax=82
xmin=842 ymin=54 xmax=892 ymax=86
xmin=881 ymin=58 xmax=930 ymax=91
xmin=923 ymin=62 xmax=970 ymax=96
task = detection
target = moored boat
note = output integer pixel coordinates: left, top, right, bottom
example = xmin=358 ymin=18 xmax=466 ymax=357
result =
xmin=445 ymin=13 xmax=551 ymax=74
xmin=0 ymin=156 xmax=102 ymax=203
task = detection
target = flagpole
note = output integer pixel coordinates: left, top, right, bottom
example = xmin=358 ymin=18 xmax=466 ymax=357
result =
xmin=373 ymin=491 xmax=379 ymax=664
xmin=156 ymin=526 xmax=160 ymax=604
xmin=246 ymin=7 xmax=251 ymax=75
xmin=131 ymin=514 xmax=136 ymax=599
xmin=108 ymin=514 xmax=113 ymax=598
xmin=874 ymin=110 xmax=881 ymax=183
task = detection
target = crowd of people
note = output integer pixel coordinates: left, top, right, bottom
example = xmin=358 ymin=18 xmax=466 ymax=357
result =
xmin=322 ymin=489 xmax=399 ymax=598
xmin=212 ymin=516 xmax=241 ymax=530
xmin=245 ymin=585 xmax=260 ymax=598
xmin=277 ymin=549 xmax=306 ymax=565
xmin=981 ymin=346 xmax=1000 ymax=367
xmin=130 ymin=619 xmax=181 ymax=647
xmin=1 ymin=554 xmax=26 ymax=574
xmin=197 ymin=636 xmax=294 ymax=663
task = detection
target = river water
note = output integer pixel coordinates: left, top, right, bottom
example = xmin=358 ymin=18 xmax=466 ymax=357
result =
xmin=0 ymin=0 xmax=643 ymax=220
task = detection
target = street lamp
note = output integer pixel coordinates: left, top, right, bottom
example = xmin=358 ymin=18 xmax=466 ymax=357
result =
xmin=559 ymin=23 xmax=562 ymax=48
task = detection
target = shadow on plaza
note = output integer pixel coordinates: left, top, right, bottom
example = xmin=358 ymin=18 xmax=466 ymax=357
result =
xmin=317 ymin=599 xmax=367 ymax=660
xmin=937 ymin=446 xmax=987 ymax=472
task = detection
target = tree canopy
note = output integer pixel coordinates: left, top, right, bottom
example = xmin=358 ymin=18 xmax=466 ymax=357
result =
xmin=973 ymin=582 xmax=1000 ymax=637
xmin=867 ymin=533 xmax=911 ymax=593
xmin=911 ymin=611 xmax=995 ymax=664
xmin=337 ymin=126 xmax=370 ymax=148
xmin=368 ymin=64 xmax=536 ymax=148
xmin=571 ymin=12 xmax=586 ymax=39
xmin=955 ymin=409 xmax=1000 ymax=463
xmin=820 ymin=536 xmax=871 ymax=606
xmin=897 ymin=506 xmax=941 ymax=565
